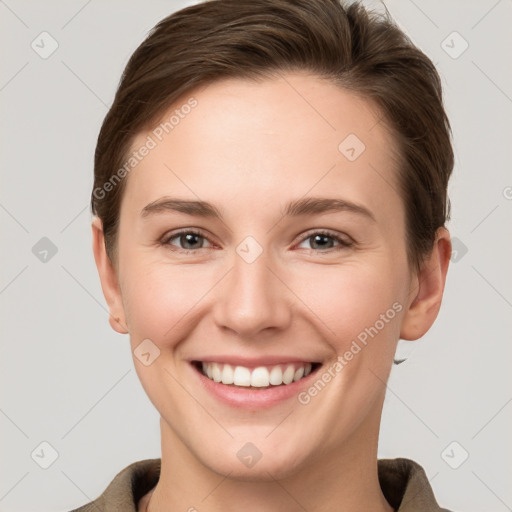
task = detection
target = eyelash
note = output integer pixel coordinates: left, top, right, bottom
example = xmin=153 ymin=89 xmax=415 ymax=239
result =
xmin=160 ymin=228 xmax=354 ymax=254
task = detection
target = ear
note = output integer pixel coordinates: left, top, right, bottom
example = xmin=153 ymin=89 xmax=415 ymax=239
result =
xmin=400 ymin=227 xmax=451 ymax=341
xmin=91 ymin=216 xmax=129 ymax=334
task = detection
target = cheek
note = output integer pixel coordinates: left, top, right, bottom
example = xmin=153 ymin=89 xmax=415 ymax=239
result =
xmin=120 ymin=256 xmax=217 ymax=346
xmin=119 ymin=261 xmax=212 ymax=406
xmin=121 ymin=256 xmax=407 ymax=350
xmin=292 ymin=260 xmax=405 ymax=343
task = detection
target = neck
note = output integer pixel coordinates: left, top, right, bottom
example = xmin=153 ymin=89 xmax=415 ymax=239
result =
xmin=146 ymin=404 xmax=393 ymax=512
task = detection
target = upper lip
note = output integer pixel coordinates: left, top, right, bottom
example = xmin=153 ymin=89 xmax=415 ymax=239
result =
xmin=191 ymin=356 xmax=320 ymax=367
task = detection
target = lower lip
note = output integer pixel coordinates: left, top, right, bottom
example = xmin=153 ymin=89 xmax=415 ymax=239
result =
xmin=192 ymin=364 xmax=319 ymax=409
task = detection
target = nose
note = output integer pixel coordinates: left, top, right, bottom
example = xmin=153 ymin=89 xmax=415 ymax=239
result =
xmin=212 ymin=243 xmax=293 ymax=339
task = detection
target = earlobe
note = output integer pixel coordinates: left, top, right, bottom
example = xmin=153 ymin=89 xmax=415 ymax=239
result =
xmin=400 ymin=227 xmax=452 ymax=341
xmin=91 ymin=217 xmax=129 ymax=335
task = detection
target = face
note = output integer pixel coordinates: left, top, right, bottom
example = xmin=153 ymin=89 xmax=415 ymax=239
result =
xmin=93 ymin=72 xmax=448 ymax=480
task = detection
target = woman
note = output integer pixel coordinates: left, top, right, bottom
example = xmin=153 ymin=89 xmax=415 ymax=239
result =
xmin=74 ymin=0 xmax=453 ymax=510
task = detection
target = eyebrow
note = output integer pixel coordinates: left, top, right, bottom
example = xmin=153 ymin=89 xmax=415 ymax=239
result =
xmin=140 ymin=196 xmax=376 ymax=222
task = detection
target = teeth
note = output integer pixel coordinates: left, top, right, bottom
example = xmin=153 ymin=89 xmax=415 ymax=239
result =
xmin=269 ymin=365 xmax=283 ymax=385
xmin=233 ymin=366 xmax=251 ymax=386
xmin=282 ymin=365 xmax=295 ymax=384
xmin=251 ymin=367 xmax=270 ymax=387
xmin=204 ymin=362 xmax=213 ymax=379
xmin=200 ymin=361 xmax=315 ymax=387
xmin=221 ymin=363 xmax=234 ymax=384
xmin=293 ymin=366 xmax=304 ymax=382
xmin=212 ymin=363 xmax=222 ymax=382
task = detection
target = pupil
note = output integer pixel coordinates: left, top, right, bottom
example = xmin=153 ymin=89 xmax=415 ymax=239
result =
xmin=312 ymin=234 xmax=331 ymax=249
xmin=183 ymin=233 xmax=200 ymax=249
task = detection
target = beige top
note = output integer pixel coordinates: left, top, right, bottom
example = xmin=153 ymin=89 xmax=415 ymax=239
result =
xmin=68 ymin=457 xmax=452 ymax=512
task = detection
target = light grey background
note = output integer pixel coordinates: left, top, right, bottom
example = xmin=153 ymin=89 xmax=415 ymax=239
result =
xmin=1 ymin=1 xmax=511 ymax=511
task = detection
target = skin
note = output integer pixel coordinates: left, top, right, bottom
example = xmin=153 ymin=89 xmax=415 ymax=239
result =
xmin=92 ymin=72 xmax=451 ymax=512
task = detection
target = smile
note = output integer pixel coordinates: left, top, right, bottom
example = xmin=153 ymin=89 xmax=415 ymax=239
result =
xmin=196 ymin=361 xmax=318 ymax=388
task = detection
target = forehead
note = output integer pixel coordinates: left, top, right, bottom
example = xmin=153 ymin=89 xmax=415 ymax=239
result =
xmin=122 ymin=73 xmax=402 ymax=222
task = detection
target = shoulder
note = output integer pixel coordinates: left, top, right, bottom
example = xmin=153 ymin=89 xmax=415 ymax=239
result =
xmin=378 ymin=457 xmax=453 ymax=512
xmin=66 ymin=458 xmax=161 ymax=512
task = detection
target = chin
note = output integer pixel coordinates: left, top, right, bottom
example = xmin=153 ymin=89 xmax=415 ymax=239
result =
xmin=194 ymin=438 xmax=311 ymax=482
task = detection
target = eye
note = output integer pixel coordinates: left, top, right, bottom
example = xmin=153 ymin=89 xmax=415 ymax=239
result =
xmin=161 ymin=229 xmax=213 ymax=253
xmin=296 ymin=230 xmax=353 ymax=252
xmin=160 ymin=228 xmax=353 ymax=255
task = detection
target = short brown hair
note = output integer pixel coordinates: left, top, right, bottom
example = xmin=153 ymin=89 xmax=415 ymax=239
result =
xmin=91 ymin=0 xmax=453 ymax=271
